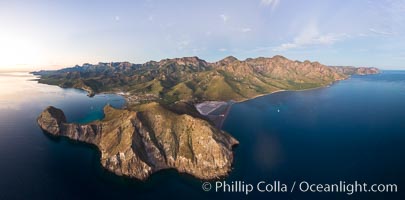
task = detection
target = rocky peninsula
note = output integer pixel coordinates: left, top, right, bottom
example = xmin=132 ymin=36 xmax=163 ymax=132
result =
xmin=37 ymin=103 xmax=238 ymax=180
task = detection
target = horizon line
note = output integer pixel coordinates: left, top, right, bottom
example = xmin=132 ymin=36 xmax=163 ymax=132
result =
xmin=1 ymin=54 xmax=404 ymax=71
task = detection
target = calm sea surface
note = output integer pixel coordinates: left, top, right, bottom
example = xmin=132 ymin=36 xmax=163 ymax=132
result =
xmin=0 ymin=71 xmax=404 ymax=199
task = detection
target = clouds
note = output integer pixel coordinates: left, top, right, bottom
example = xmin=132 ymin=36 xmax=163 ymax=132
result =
xmin=368 ymin=28 xmax=396 ymax=36
xmin=220 ymin=14 xmax=229 ymax=23
xmin=273 ymin=33 xmax=344 ymax=51
xmin=177 ymin=40 xmax=190 ymax=50
xmin=261 ymin=0 xmax=280 ymax=10
xmin=273 ymin=22 xmax=347 ymax=51
xmin=241 ymin=28 xmax=252 ymax=33
xmin=2 ymin=0 xmax=404 ymax=69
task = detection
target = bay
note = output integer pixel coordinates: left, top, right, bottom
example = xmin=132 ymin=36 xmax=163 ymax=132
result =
xmin=0 ymin=71 xmax=404 ymax=199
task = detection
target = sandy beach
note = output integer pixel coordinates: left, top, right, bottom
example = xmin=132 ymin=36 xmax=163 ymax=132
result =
xmin=195 ymin=101 xmax=227 ymax=115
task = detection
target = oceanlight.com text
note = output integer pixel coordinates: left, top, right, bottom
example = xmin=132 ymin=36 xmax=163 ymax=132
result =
xmin=201 ymin=180 xmax=398 ymax=195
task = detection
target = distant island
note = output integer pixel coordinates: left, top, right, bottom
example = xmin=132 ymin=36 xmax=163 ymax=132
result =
xmin=34 ymin=55 xmax=379 ymax=180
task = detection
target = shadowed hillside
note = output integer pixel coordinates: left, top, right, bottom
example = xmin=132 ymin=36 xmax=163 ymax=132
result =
xmin=33 ymin=55 xmax=379 ymax=105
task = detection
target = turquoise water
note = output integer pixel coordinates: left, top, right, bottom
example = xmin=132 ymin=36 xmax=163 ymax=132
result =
xmin=0 ymin=71 xmax=404 ymax=199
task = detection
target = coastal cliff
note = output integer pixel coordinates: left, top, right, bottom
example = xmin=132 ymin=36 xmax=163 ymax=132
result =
xmin=329 ymin=66 xmax=380 ymax=76
xmin=37 ymin=104 xmax=238 ymax=180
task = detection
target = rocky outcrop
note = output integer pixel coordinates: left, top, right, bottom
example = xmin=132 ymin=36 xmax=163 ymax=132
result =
xmin=37 ymin=104 xmax=238 ymax=180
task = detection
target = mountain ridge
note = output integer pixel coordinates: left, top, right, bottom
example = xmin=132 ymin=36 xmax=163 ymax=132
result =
xmin=32 ymin=55 xmax=379 ymax=103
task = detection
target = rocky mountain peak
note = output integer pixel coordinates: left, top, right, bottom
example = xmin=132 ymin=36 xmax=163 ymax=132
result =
xmin=271 ymin=55 xmax=288 ymax=60
xmin=223 ymin=56 xmax=239 ymax=62
xmin=159 ymin=56 xmax=207 ymax=66
xmin=215 ymin=56 xmax=239 ymax=66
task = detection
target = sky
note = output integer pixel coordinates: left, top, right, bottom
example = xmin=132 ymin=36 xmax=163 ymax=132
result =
xmin=0 ymin=0 xmax=404 ymax=70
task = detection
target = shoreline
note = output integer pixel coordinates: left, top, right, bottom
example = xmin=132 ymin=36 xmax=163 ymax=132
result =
xmin=233 ymin=79 xmax=345 ymax=104
xmin=216 ymin=101 xmax=233 ymax=128
xmin=203 ymin=79 xmax=346 ymax=129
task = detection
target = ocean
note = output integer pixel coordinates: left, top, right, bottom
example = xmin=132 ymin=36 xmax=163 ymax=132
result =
xmin=0 ymin=71 xmax=404 ymax=199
